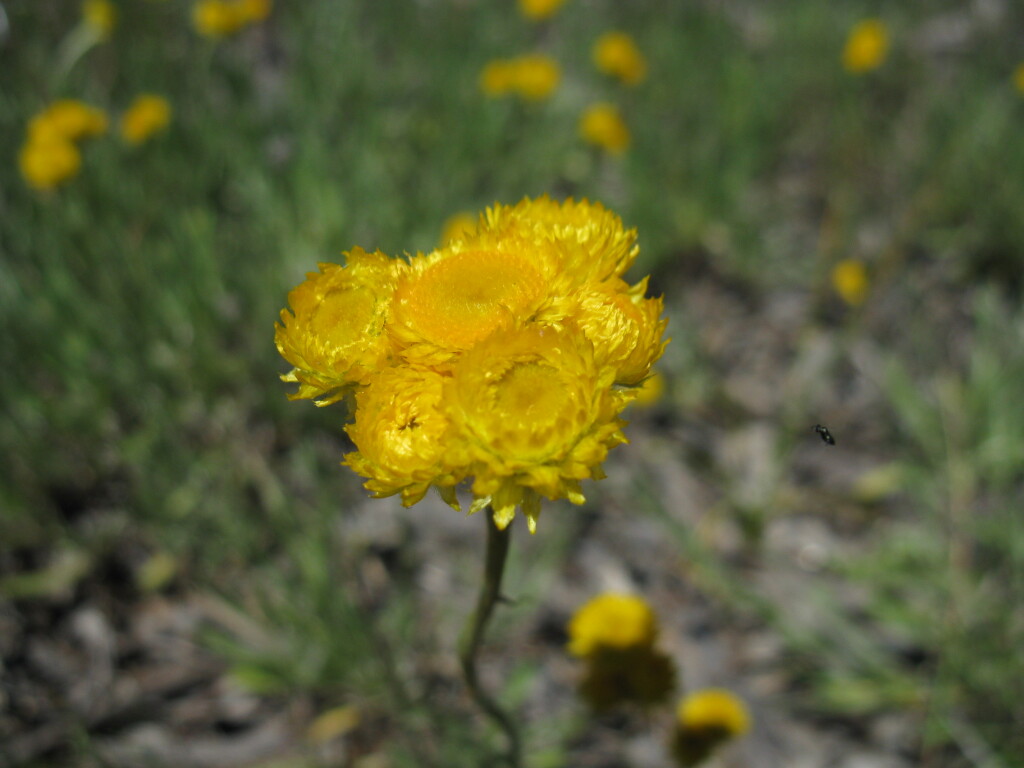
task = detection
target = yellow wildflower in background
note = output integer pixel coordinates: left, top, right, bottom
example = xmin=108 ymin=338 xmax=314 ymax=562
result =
xmin=842 ymin=19 xmax=889 ymax=74
xmin=192 ymin=0 xmax=270 ymax=37
xmin=29 ymin=100 xmax=107 ymax=143
xmin=517 ymin=0 xmax=567 ymax=21
xmin=593 ymin=31 xmax=647 ymax=85
xmin=579 ymin=102 xmax=630 ymax=154
xmin=567 ymin=593 xmax=658 ymax=656
xmin=277 ymin=197 xmax=667 ymax=533
xmin=672 ymin=689 xmax=750 ymax=766
xmin=831 ymin=259 xmax=869 ymax=306
xmin=439 ymin=211 xmax=478 ymax=245
xmin=19 ymin=137 xmax=81 ymax=191
xmin=1013 ymin=63 xmax=1024 ymax=95
xmin=120 ymin=94 xmax=171 ymax=145
xmin=82 ymin=0 xmax=117 ymax=39
xmin=480 ymin=55 xmax=561 ymax=101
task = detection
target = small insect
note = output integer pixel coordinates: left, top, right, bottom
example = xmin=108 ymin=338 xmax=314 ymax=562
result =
xmin=813 ymin=424 xmax=836 ymax=446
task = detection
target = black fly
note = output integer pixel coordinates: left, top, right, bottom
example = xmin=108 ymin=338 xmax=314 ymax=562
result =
xmin=813 ymin=424 xmax=836 ymax=446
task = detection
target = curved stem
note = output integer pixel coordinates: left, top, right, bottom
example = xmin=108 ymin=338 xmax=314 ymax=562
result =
xmin=458 ymin=513 xmax=521 ymax=767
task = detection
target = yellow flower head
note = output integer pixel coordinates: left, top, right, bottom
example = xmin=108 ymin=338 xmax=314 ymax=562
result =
xmin=567 ymin=593 xmax=658 ymax=657
xmin=439 ymin=211 xmax=478 ymax=245
xmin=445 ymin=325 xmax=629 ymax=532
xmin=30 ymin=100 xmax=108 ymax=143
xmin=672 ymin=689 xmax=751 ymax=767
xmin=482 ymin=196 xmax=639 ymax=283
xmin=1013 ymin=63 xmax=1024 ymax=95
xmin=517 ymin=0 xmax=567 ymax=21
xmin=19 ymin=137 xmax=82 ymax=191
xmin=550 ymin=277 xmax=668 ymax=385
xmin=842 ymin=19 xmax=889 ymax=74
xmin=831 ymin=258 xmax=869 ymax=306
xmin=480 ymin=56 xmax=561 ymax=101
xmin=192 ymin=0 xmax=245 ymax=37
xmin=344 ymin=366 xmax=462 ymax=508
xmin=237 ymin=0 xmax=271 ymax=22
xmin=276 ymin=248 xmax=404 ymax=405
xmin=82 ymin=0 xmax=117 ymax=39
xmin=579 ymin=102 xmax=630 ymax=155
xmin=593 ymin=31 xmax=647 ymax=86
xmin=120 ymin=94 xmax=172 ymax=145
xmin=388 ymin=232 xmax=561 ymax=368
xmin=676 ymin=689 xmax=750 ymax=737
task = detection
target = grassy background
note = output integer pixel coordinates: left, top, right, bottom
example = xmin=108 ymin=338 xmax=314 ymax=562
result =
xmin=2 ymin=1 xmax=1023 ymax=766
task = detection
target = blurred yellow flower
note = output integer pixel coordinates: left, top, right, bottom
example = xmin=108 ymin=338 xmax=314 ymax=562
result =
xmin=579 ymin=102 xmax=630 ymax=154
xmin=120 ymin=94 xmax=171 ymax=145
xmin=672 ymin=689 xmax=751 ymax=767
xmin=29 ymin=100 xmax=108 ymax=143
xmin=831 ymin=259 xmax=869 ymax=306
xmin=192 ymin=0 xmax=269 ymax=36
xmin=19 ymin=137 xmax=82 ymax=191
xmin=82 ymin=0 xmax=116 ymax=39
xmin=517 ymin=0 xmax=567 ymax=21
xmin=842 ymin=19 xmax=889 ymax=74
xmin=1013 ymin=63 xmax=1024 ymax=95
xmin=567 ymin=593 xmax=658 ymax=657
xmin=593 ymin=31 xmax=647 ymax=85
xmin=480 ymin=55 xmax=561 ymax=101
xmin=439 ymin=211 xmax=478 ymax=245
xmin=278 ymin=197 xmax=667 ymax=533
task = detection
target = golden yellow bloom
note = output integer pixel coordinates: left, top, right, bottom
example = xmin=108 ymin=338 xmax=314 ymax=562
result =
xmin=192 ymin=0 xmax=245 ymax=37
xmin=276 ymin=249 xmax=404 ymax=405
xmin=19 ymin=137 xmax=82 ymax=191
xmin=567 ymin=593 xmax=658 ymax=657
xmin=388 ymin=232 xmax=561 ymax=368
xmin=120 ymin=94 xmax=171 ymax=145
xmin=480 ymin=56 xmax=561 ymax=101
xmin=82 ymin=0 xmax=116 ymax=39
xmin=446 ymin=325 xmax=629 ymax=531
xmin=344 ymin=366 xmax=462 ymax=508
xmin=842 ymin=19 xmax=889 ymax=74
xmin=579 ymin=102 xmax=630 ymax=154
xmin=593 ymin=31 xmax=647 ymax=85
xmin=831 ymin=258 xmax=869 ymax=306
xmin=29 ymin=100 xmax=108 ymax=143
xmin=1013 ymin=63 xmax=1024 ymax=95
xmin=439 ymin=211 xmax=478 ymax=245
xmin=517 ymin=0 xmax=567 ymax=21
xmin=276 ymin=197 xmax=668 ymax=533
xmin=676 ymin=689 xmax=750 ymax=737
xmin=549 ymin=277 xmax=668 ymax=385
xmin=482 ymin=196 xmax=639 ymax=283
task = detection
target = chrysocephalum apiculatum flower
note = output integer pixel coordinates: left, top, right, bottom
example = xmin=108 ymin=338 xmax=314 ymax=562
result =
xmin=479 ymin=55 xmax=561 ymax=102
xmin=276 ymin=197 xmax=668 ymax=532
xmin=579 ymin=102 xmax=630 ymax=155
xmin=842 ymin=18 xmax=889 ymax=74
xmin=671 ymin=689 xmax=751 ymax=766
xmin=593 ymin=31 xmax=647 ymax=86
xmin=120 ymin=94 xmax=171 ymax=145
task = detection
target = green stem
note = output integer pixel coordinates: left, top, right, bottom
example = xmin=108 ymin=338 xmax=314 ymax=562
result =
xmin=458 ymin=512 xmax=521 ymax=767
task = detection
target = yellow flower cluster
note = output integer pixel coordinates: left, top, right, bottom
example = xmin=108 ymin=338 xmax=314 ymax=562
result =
xmin=831 ymin=259 xmax=869 ymax=306
xmin=842 ymin=18 xmax=889 ymax=74
xmin=120 ymin=94 xmax=172 ymax=145
xmin=19 ymin=100 xmax=107 ymax=191
xmin=276 ymin=197 xmax=668 ymax=533
xmin=192 ymin=0 xmax=271 ymax=38
xmin=567 ymin=593 xmax=675 ymax=710
xmin=593 ymin=31 xmax=647 ymax=86
xmin=480 ymin=55 xmax=561 ymax=102
xmin=671 ymin=689 xmax=750 ymax=766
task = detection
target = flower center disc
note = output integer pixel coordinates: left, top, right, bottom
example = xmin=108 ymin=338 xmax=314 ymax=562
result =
xmin=401 ymin=250 xmax=545 ymax=349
